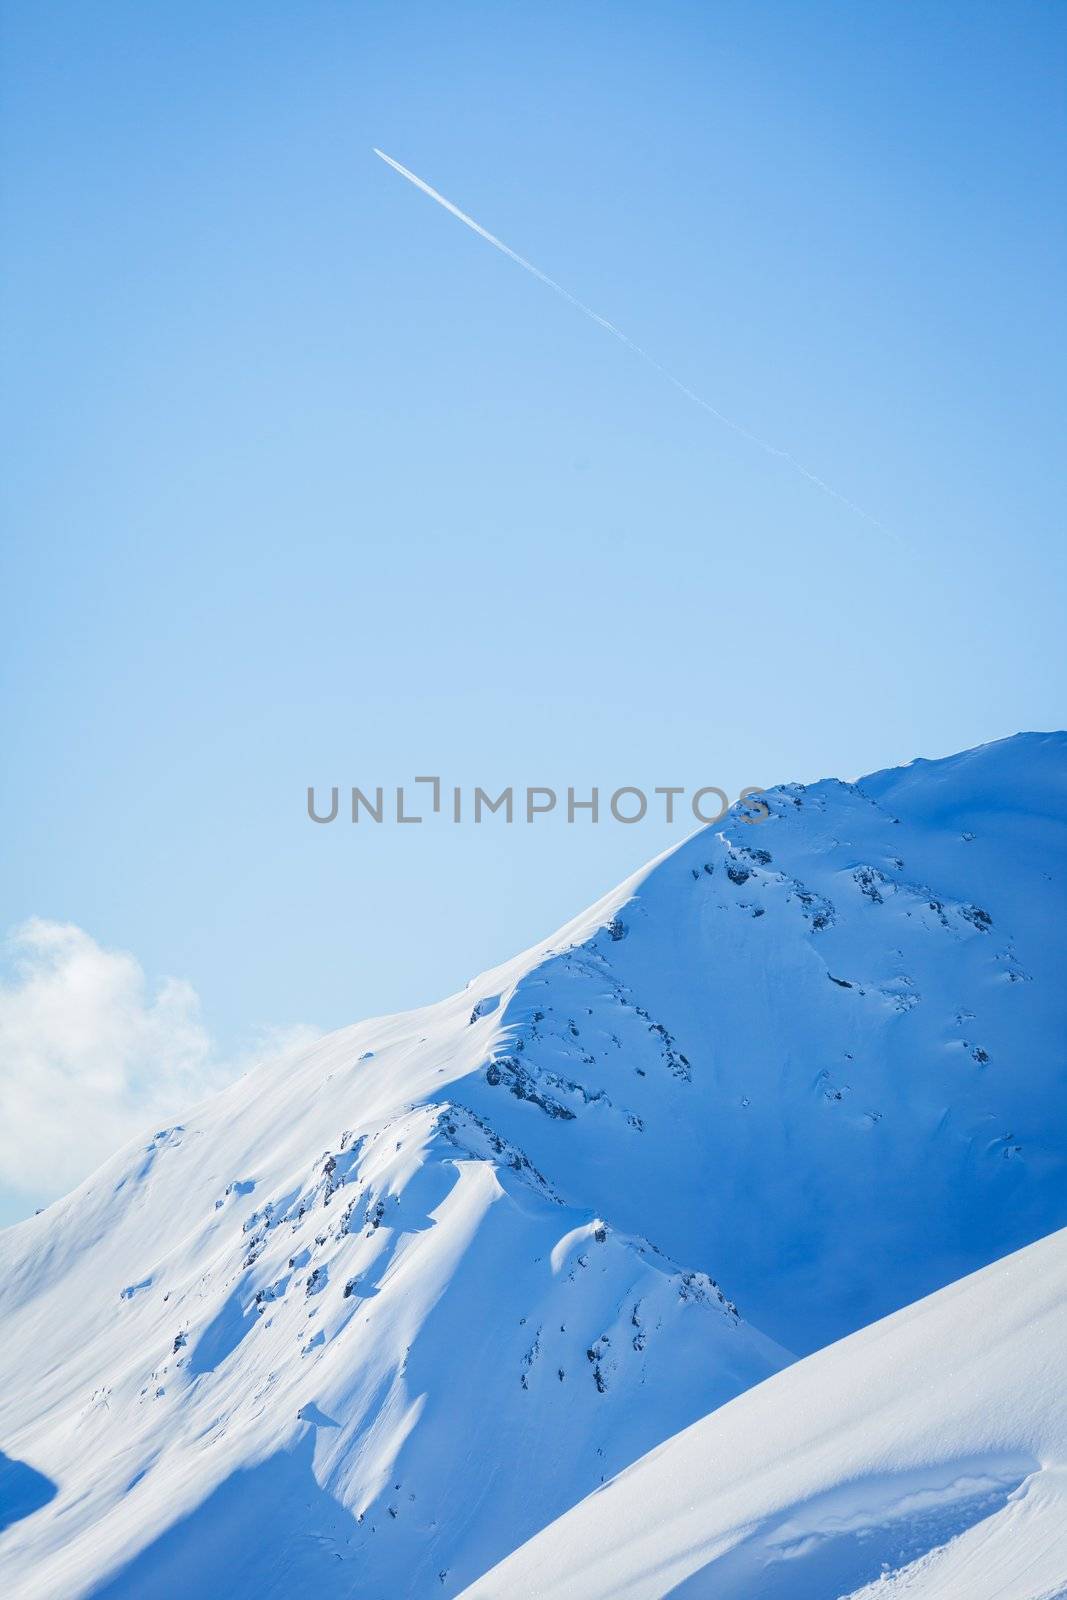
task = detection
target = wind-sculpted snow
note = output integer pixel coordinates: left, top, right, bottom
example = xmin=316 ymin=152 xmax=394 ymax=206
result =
xmin=460 ymin=1225 xmax=1067 ymax=1600
xmin=0 ymin=731 xmax=1064 ymax=1597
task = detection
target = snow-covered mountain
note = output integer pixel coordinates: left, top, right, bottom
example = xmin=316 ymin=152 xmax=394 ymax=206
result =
xmin=461 ymin=1223 xmax=1067 ymax=1600
xmin=1 ymin=731 xmax=1064 ymax=1598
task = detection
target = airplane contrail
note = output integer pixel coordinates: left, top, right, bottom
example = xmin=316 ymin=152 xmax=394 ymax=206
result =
xmin=373 ymin=147 xmax=883 ymax=530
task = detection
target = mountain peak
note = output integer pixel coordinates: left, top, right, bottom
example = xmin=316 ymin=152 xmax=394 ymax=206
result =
xmin=2 ymin=733 xmax=1065 ymax=1597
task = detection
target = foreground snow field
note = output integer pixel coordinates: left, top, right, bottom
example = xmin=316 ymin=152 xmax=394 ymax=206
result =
xmin=461 ymin=1224 xmax=1067 ymax=1600
xmin=0 ymin=732 xmax=1064 ymax=1597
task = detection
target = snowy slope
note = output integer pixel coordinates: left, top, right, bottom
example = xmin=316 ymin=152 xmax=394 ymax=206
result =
xmin=0 ymin=731 xmax=1065 ymax=1598
xmin=0 ymin=1035 xmax=784 ymax=1599
xmin=450 ymin=729 xmax=1067 ymax=1353
xmin=460 ymin=1224 xmax=1067 ymax=1600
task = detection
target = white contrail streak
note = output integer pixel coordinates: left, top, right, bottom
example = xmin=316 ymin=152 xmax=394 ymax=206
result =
xmin=373 ymin=147 xmax=883 ymax=530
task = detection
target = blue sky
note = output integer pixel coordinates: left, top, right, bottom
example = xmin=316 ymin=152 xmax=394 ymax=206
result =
xmin=2 ymin=2 xmax=1065 ymax=1216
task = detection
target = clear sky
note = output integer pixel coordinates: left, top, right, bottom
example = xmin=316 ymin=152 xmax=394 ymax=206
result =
xmin=2 ymin=3 xmax=1065 ymax=1217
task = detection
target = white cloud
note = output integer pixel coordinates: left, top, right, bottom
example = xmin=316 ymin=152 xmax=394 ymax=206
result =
xmin=0 ymin=919 xmax=318 ymax=1218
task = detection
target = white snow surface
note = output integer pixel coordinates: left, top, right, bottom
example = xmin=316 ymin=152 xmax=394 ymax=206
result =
xmin=0 ymin=731 xmax=1065 ymax=1597
xmin=461 ymin=1224 xmax=1067 ymax=1600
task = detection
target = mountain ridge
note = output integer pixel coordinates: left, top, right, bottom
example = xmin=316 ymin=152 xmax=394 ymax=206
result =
xmin=1 ymin=731 xmax=1064 ymax=1598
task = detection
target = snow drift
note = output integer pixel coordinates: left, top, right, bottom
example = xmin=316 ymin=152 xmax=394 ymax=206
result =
xmin=461 ymin=1224 xmax=1067 ymax=1600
